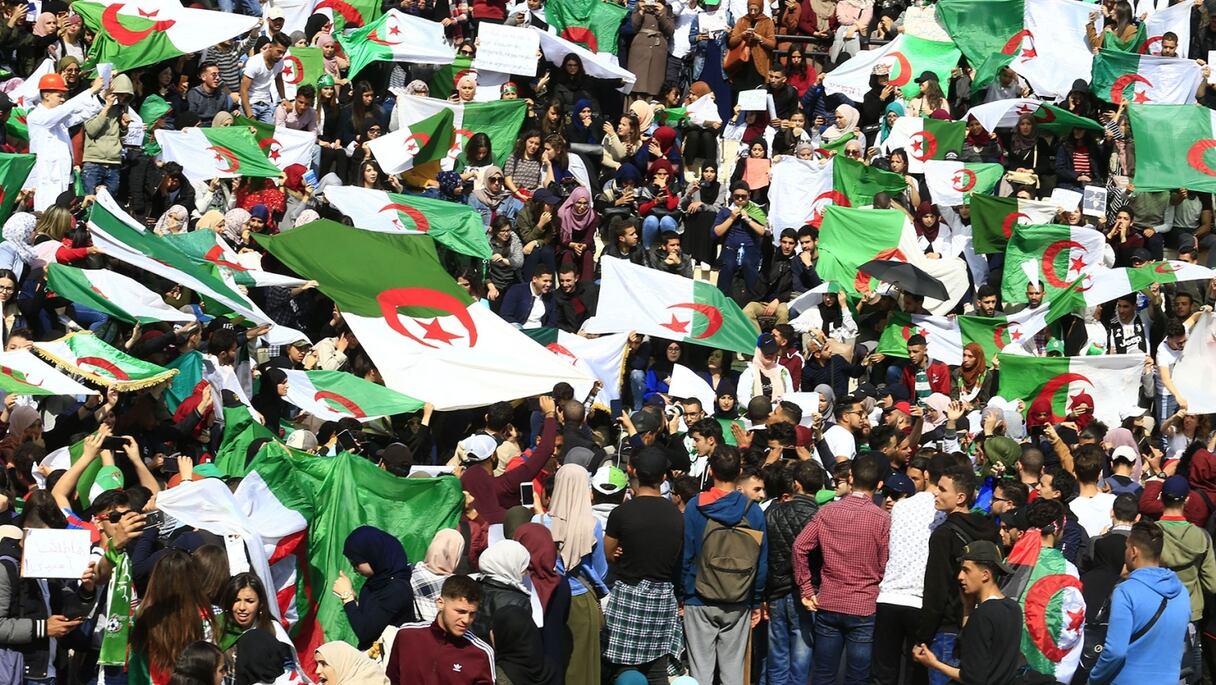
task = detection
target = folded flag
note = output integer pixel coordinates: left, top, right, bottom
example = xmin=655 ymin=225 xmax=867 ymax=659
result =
xmin=155 ymin=127 xmax=283 ymax=183
xmin=0 ymin=153 xmax=34 ymax=225
xmin=392 ymin=93 xmax=529 ymax=168
xmin=160 ymin=230 xmax=309 ymax=288
xmin=970 ymin=194 xmax=1060 ymax=254
xmin=46 ymin=264 xmax=196 ymax=325
xmin=233 ymin=116 xmax=317 ymax=171
xmin=923 ymin=160 xmax=1003 ymax=206
xmin=255 ymin=221 xmax=592 ymax=410
xmin=367 ymin=109 xmax=454 ymax=174
xmin=1128 ymin=104 xmax=1216 ymax=193
xmin=966 ymin=98 xmax=1043 ymax=132
xmin=832 ymin=155 xmax=905 ymax=207
xmin=74 ymin=1 xmax=259 ymax=73
xmin=340 ymin=10 xmax=454 ymax=79
xmin=1031 ymin=103 xmax=1106 ymax=134
xmin=545 ymin=0 xmax=628 ymax=55
xmin=824 ymin=34 xmax=960 ymax=101
xmin=1000 ymin=224 xmax=1106 ymax=304
xmin=522 ymin=328 xmax=628 ymax=407
xmin=0 ymin=349 xmax=97 ymax=396
xmin=35 ymin=333 xmax=177 ymax=391
xmin=880 ymin=117 xmax=965 ymax=173
xmin=997 ymin=353 xmax=1144 ymax=427
xmin=1091 ymin=49 xmax=1201 ymax=105
xmin=590 ymin=257 xmax=758 ymax=355
xmin=282 ymin=369 xmax=422 ymax=422
xmin=322 ymin=186 xmax=491 ymax=260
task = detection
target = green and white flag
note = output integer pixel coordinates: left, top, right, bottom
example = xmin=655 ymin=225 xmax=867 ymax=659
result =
xmin=428 ymin=55 xmax=475 ymax=101
xmin=1000 ymin=224 xmax=1106 ymax=304
xmin=1031 ymin=103 xmax=1106 ymax=134
xmin=35 ymin=333 xmax=177 ymax=391
xmin=1128 ymin=104 xmax=1216 ymax=192
xmin=367 ymin=109 xmax=455 ymax=174
xmin=340 ymin=10 xmax=454 ymax=79
xmin=160 ymin=230 xmax=309 ymax=288
xmin=588 ymin=256 xmax=759 ymax=355
xmin=880 ymin=117 xmax=965 ymax=173
xmin=923 ymin=160 xmax=1003 ymax=206
xmin=233 ymin=115 xmax=317 ymax=171
xmin=546 ymin=0 xmax=628 ymax=55
xmin=823 ymin=34 xmax=960 ymax=101
xmin=314 ymin=0 xmax=383 ymax=30
xmin=1055 ymin=260 xmax=1216 ymax=309
xmin=282 ymin=369 xmax=422 ymax=422
xmin=322 ymin=186 xmax=492 ymax=260
xmin=255 ymin=221 xmax=592 ymax=410
xmin=970 ymin=194 xmax=1059 ymax=254
xmin=997 ymin=353 xmax=1144 ymax=427
xmin=35 ymin=438 xmax=117 ymax=508
xmin=0 ymin=153 xmax=34 ymax=225
xmin=282 ymin=47 xmax=325 ymax=99
xmin=0 ymin=350 xmax=96 ymax=396
xmin=523 ymin=328 xmax=629 ymax=407
xmin=392 ymin=93 xmax=528 ymax=167
xmin=1091 ymin=49 xmax=1202 ymax=105
xmin=154 ymin=127 xmax=283 ymax=183
xmin=1003 ymin=540 xmax=1085 ymax=683
xmin=876 ymin=302 xmax=1055 ymax=366
xmin=73 ymin=1 xmax=259 ymax=74
xmin=832 ymin=155 xmax=906 ymax=207
xmin=46 ymin=264 xmax=196 ymax=325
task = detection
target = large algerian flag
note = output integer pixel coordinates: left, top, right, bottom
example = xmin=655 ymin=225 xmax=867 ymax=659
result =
xmin=589 ymin=257 xmax=759 ymax=355
xmin=1000 ymin=224 xmax=1106 ymax=304
xmin=937 ymin=0 xmax=1098 ymax=97
xmin=522 ymin=328 xmax=628 ymax=407
xmin=34 ymin=333 xmax=177 ymax=391
xmin=367 ymin=109 xmax=454 ymax=175
xmin=46 ymin=264 xmax=196 ymax=325
xmin=1055 ymin=260 xmax=1216 ymax=309
xmin=1002 ymin=536 xmax=1085 ymax=683
xmin=340 ymin=9 xmax=454 ymax=79
xmin=392 ymin=93 xmax=528 ymax=167
xmin=880 ymin=117 xmax=965 ymax=173
xmin=164 ymin=349 xmax=203 ymax=414
xmin=768 ymin=157 xmax=836 ymax=231
xmin=233 ymin=116 xmax=317 ymax=171
xmin=282 ymin=47 xmax=324 ymax=99
xmin=322 ymin=186 xmax=491 ymax=260
xmin=545 ymin=0 xmax=628 ymax=56
xmin=832 ymin=156 xmax=905 ymax=207
xmin=997 ymin=353 xmax=1143 ymax=425
xmin=0 ymin=350 xmax=97 ymax=396
xmin=824 ymin=34 xmax=960 ymax=101
xmin=160 ymin=230 xmax=309 ymax=288
xmin=282 ymin=369 xmax=421 ymax=422
xmin=1127 ymin=104 xmax=1216 ymax=192
xmin=1031 ymin=103 xmax=1106 ymax=134
xmin=73 ymin=1 xmax=259 ymax=74
xmin=313 ymin=0 xmax=382 ymax=31
xmin=923 ymin=160 xmax=1002 ymax=206
xmin=1092 ymin=49 xmax=1202 ymax=105
xmin=534 ymin=27 xmax=637 ymax=92
xmin=877 ymin=302 xmax=1055 ymax=366
xmin=966 ymin=99 xmax=1108 ymax=135
xmin=970 ymin=194 xmax=1058 ymax=254
xmin=255 ymin=221 xmax=592 ymax=410
xmin=1140 ymin=0 xmax=1191 ymax=55
xmin=155 ymin=127 xmax=283 ymax=183
xmin=0 ymin=153 xmax=34 ymax=225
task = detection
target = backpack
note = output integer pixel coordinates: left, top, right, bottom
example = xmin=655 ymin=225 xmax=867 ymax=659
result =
xmin=695 ymin=501 xmax=763 ymax=604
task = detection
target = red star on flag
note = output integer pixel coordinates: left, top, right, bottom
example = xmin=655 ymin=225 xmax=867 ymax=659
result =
xmin=213 ymin=151 xmax=224 ymax=163
xmin=911 ymin=139 xmax=923 ymax=154
xmin=389 ymin=24 xmax=401 ymax=35
xmin=405 ymin=140 xmax=420 ymax=156
xmin=1015 ymin=104 xmax=1036 ymax=114
xmin=1021 ymin=47 xmax=1036 ymax=59
xmin=419 ymin=318 xmax=460 ymax=344
xmin=1133 ymin=90 xmax=1151 ymax=104
xmin=1069 ymin=256 xmax=1086 ymax=273
xmin=283 ymin=65 xmax=294 ymax=78
xmin=268 ymin=148 xmax=282 ymax=161
xmin=1010 ymin=329 xmax=1023 ymax=341
xmin=952 ymin=172 xmax=968 ymax=185
xmin=1067 ymin=607 xmax=1085 ymax=632
xmin=917 ymin=328 xmax=929 ymax=338
xmin=660 ymin=314 xmax=690 ymax=334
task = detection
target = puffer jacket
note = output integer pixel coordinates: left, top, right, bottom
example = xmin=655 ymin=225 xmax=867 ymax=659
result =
xmin=764 ymin=494 xmax=819 ymax=601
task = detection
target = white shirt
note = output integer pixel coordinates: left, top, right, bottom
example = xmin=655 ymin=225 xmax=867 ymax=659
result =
xmin=822 ymin=423 xmax=856 ymax=463
xmin=523 ymin=283 xmax=546 ymax=329
xmin=877 ymin=491 xmax=945 ymax=608
xmin=1155 ymin=339 xmax=1183 ymax=397
xmin=243 ymin=55 xmax=284 ymax=105
xmin=1069 ymin=492 xmax=1117 ymax=538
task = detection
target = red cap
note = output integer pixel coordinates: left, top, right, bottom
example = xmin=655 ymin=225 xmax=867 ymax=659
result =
xmin=893 ymin=401 xmax=913 ymax=415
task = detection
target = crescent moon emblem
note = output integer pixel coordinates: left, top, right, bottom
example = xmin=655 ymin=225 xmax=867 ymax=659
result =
xmin=207 ymin=146 xmax=240 ymax=174
xmin=545 ymin=343 xmax=579 ymax=364
xmin=1002 ymin=211 xmax=1029 ymax=239
xmin=668 ymin=303 xmax=724 ymax=339
xmin=77 ymin=356 xmax=131 ymax=381
xmin=1109 ymin=73 xmax=1152 ymax=105
xmin=887 ymin=52 xmax=913 ymax=87
xmin=810 ymin=190 xmax=850 ymax=226
xmin=559 ymin=27 xmax=598 ymax=53
xmin=313 ymin=390 xmax=367 ymax=418
xmin=1040 ymin=240 xmax=1087 ymax=288
xmin=377 ymin=203 xmax=431 ymax=233
xmin=284 ymin=56 xmax=304 ymax=85
xmin=1186 ymin=139 xmax=1216 ymax=176
xmin=1155 ymin=261 xmax=1179 ymax=274
xmin=203 ymin=245 xmax=247 ymax=271
xmin=403 ymin=132 xmax=431 ymax=157
xmin=1000 ymin=29 xmax=1033 ymax=56
xmin=1031 ymin=372 xmax=1093 ymax=422
xmin=1024 ymin=574 xmax=1085 ymax=662
xmin=993 ymin=323 xmax=1010 ymax=349
xmin=908 ymin=130 xmax=937 ymax=162
xmin=377 ymin=287 xmax=478 ymax=349
xmin=315 ymin=0 xmax=365 ymax=25
xmin=101 ymin=4 xmax=175 ymax=46
xmin=1140 ymin=35 xmax=1163 ymax=54
xmin=0 ymin=366 xmax=40 ymax=387
xmin=951 ymin=168 xmax=977 ymax=193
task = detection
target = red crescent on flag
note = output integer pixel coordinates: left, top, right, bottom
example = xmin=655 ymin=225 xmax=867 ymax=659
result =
xmin=1139 ymin=35 xmax=1163 ymax=54
xmin=0 ymin=187 xmax=7 ymax=208
xmin=315 ymin=0 xmax=365 ymax=25
xmin=449 ymin=128 xmax=474 ymax=156
xmin=908 ymin=130 xmax=937 ymax=162
xmin=1024 ymin=574 xmax=1085 ymax=662
xmin=993 ymin=323 xmax=1011 ymax=349
xmin=0 ymin=366 xmax=40 ymax=386
xmin=855 ymin=247 xmax=909 ymax=292
xmin=667 ymin=303 xmax=724 ymax=339
xmin=1186 ymin=139 xmax=1216 ymax=176
xmin=367 ymin=15 xmax=403 ymax=45
xmin=377 ymin=287 xmax=478 ymax=348
xmin=1109 ymin=73 xmax=1153 ymax=105
xmin=203 ymin=244 xmax=247 ymax=271
xmin=207 ymin=146 xmax=241 ymax=174
xmin=313 ymin=390 xmax=367 ymax=418
xmin=951 ymin=168 xmax=978 ymax=192
xmin=886 ymin=52 xmax=913 ymax=87
xmin=77 ymin=356 xmax=131 ymax=380
xmin=1035 ymin=107 xmax=1056 ymax=123
xmin=257 ymin=137 xmax=280 ymax=152
xmin=377 ymin=203 xmax=431 ymax=233
xmin=1002 ymin=212 xmax=1029 ymax=239
xmin=545 ymin=342 xmax=579 ymax=364
xmin=403 ymin=132 xmax=431 ymax=157
xmin=900 ymin=324 xmax=916 ymax=341
xmin=1000 ymin=29 xmax=1034 ymax=55
xmin=559 ymin=27 xmax=598 ymax=53
xmin=1155 ymin=261 xmax=1180 ymax=274
xmin=1040 ymin=240 xmax=1087 ymax=288
xmin=102 ymin=4 xmax=176 ymax=46
xmin=1032 ymin=373 xmax=1093 ymax=422
xmin=809 ymin=190 xmax=850 ymax=226
xmin=284 ymin=56 xmax=305 ymax=85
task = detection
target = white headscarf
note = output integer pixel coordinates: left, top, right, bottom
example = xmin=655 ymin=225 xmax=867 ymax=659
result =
xmin=476 ymin=540 xmax=530 ymax=593
xmin=2 ymin=213 xmax=37 ymax=265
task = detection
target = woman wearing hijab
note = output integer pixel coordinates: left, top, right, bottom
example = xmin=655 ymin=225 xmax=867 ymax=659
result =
xmin=564 ymin=99 xmax=601 ymax=147
xmin=682 ymin=82 xmax=720 ymax=177
xmin=822 ymin=104 xmax=862 ymax=147
xmin=961 ymin=115 xmax=1004 ymax=163
xmin=0 ymin=213 xmax=38 ymax=283
xmin=233 ymin=628 xmax=295 ymax=685
xmin=914 ymin=201 xmax=950 ymax=256
xmin=680 ymin=162 xmax=722 ymax=267
xmin=737 ymin=338 xmax=796 ymax=405
xmin=638 ymin=125 xmax=683 ymax=174
xmin=639 ymin=159 xmax=681 ymax=250
xmin=727 ymin=0 xmax=776 ymax=92
xmin=877 ymin=101 xmax=905 ymax=145
xmin=332 ymin=526 xmax=416 ymax=650
xmin=951 ymin=342 xmax=996 ymax=406
xmin=644 ymin=339 xmax=683 ymax=404
xmin=469 ymin=166 xmax=523 ymax=230
xmin=629 ymin=99 xmax=656 ymax=139
xmin=314 ymin=641 xmax=389 ymax=685
xmin=469 ymin=540 xmax=533 ymax=639
xmin=1002 ymin=113 xmax=1051 ymax=187
xmin=556 ymin=187 xmax=600 ymax=280
xmin=492 ymin=607 xmax=561 ymax=685
xmin=411 ymin=528 xmax=465 ymax=622
xmin=152 ymin=205 xmax=189 ymax=236
xmin=514 ymin=522 xmax=570 ymax=673
xmin=536 ymin=463 xmax=609 ymax=685
xmin=253 ymin=368 xmax=290 ymax=437
xmin=829 ymin=0 xmax=873 ymax=63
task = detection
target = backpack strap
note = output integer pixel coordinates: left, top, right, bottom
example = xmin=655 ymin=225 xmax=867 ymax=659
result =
xmin=1195 ymin=489 xmax=1215 ymax=522
xmin=1129 ymin=596 xmax=1169 ymax=644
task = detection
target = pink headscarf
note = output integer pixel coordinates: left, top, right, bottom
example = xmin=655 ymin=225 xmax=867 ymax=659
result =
xmin=556 ymin=186 xmax=598 ymax=244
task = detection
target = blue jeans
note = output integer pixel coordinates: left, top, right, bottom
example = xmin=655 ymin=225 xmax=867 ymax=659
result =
xmin=765 ymin=594 xmax=814 ymax=685
xmin=812 ymin=610 xmax=874 ymax=685
xmin=642 ymin=214 xmax=679 ymax=250
xmin=926 ymin=631 xmax=959 ymax=685
xmin=81 ymin=162 xmax=121 ymax=197
xmin=629 ymin=369 xmax=646 ymax=411
xmin=718 ymin=243 xmax=761 ymax=297
xmin=71 ymin=304 xmax=110 ymax=332
xmin=250 ymin=101 xmax=275 ymax=124
xmin=1158 ymin=393 xmax=1179 ymax=451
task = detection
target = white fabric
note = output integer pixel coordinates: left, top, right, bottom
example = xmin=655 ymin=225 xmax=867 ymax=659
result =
xmin=26 ymin=90 xmax=103 ymax=211
xmin=1172 ymin=312 xmax=1216 ymax=414
xmin=1069 ymin=493 xmax=1117 ymax=538
xmin=822 ymin=423 xmax=856 ymax=462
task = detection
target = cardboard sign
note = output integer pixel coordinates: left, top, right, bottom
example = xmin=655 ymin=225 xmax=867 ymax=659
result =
xmin=474 ymin=23 xmax=539 ymax=77
xmin=737 ymin=89 xmax=770 ymax=112
xmin=21 ymin=528 xmax=90 ymax=579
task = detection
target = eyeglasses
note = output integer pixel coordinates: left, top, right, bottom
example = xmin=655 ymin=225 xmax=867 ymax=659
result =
xmin=0 ymin=285 xmax=14 ymax=293
xmin=489 ymin=176 xmax=504 ymax=182
xmin=844 ymin=150 xmax=861 ymax=158
xmin=732 ymin=192 xmax=750 ymax=200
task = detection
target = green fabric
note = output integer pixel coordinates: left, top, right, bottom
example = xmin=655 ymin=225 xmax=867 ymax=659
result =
xmin=98 ymin=551 xmax=132 ymax=665
xmin=429 ymin=55 xmax=473 ymax=100
xmin=0 ymin=153 xmax=34 ymax=225
xmin=138 ymin=95 xmax=171 ymax=155
xmin=1101 ymin=23 xmax=1147 ymax=53
xmin=935 ymin=0 xmax=1024 ymax=90
xmin=1032 ymin=104 xmax=1105 ymax=134
xmin=832 ymin=155 xmax=906 ymax=207
xmin=816 ymin=205 xmax=906 ymax=299
xmin=546 ymin=0 xmax=629 ymax=55
xmin=163 ymin=351 xmax=203 ymax=415
xmin=1128 ymin=104 xmax=1216 ymax=192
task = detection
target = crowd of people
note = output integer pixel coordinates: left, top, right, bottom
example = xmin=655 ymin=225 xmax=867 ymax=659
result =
xmin=0 ymin=0 xmax=1215 ymax=684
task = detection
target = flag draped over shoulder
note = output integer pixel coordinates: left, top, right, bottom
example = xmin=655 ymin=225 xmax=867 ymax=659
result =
xmin=74 ymin=1 xmax=259 ymax=73
xmin=34 ymin=333 xmax=177 ymax=390
xmin=1002 ymin=535 xmax=1085 ymax=683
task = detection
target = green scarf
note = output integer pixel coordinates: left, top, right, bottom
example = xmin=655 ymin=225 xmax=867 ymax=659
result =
xmin=743 ymin=201 xmax=768 ymax=226
xmin=98 ymin=549 xmax=132 ymax=666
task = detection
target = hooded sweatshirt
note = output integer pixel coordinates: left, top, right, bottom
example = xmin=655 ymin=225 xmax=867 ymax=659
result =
xmin=681 ymin=489 xmax=769 ymax=607
xmin=1158 ymin=516 xmax=1216 ymax=621
xmin=1088 ymin=567 xmax=1190 ymax=685
xmin=916 ymin=510 xmax=1000 ymax=642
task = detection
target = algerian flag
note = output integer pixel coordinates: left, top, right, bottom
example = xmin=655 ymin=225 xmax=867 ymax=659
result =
xmin=155 ymin=127 xmax=283 ymax=183
xmin=160 ymin=230 xmax=309 ymax=288
xmin=522 ymin=328 xmax=628 ymax=407
xmin=997 ymin=353 xmax=1143 ymax=429
xmin=313 ymin=0 xmax=382 ymax=31
xmin=255 ymin=220 xmax=592 ymax=410
xmin=74 ymin=1 xmax=259 ymax=74
xmin=880 ymin=117 xmax=965 ymax=173
xmin=832 ymin=155 xmax=905 ymax=207
xmin=323 ymin=186 xmax=491 ymax=260
xmin=35 ymin=438 xmax=125 ymax=509
xmin=875 ymin=303 xmax=1055 ymax=367
xmin=1173 ymin=312 xmax=1216 ymax=415
xmin=1127 ymin=104 xmax=1216 ymax=192
xmin=1140 ymin=1 xmax=1191 ymax=55
xmin=0 ymin=350 xmax=97 ymax=396
xmin=923 ymin=160 xmax=1003 ymax=206
xmin=1000 ymin=224 xmax=1106 ymax=304
xmin=535 ymin=27 xmax=637 ymax=93
xmin=340 ymin=10 xmax=454 ymax=79
xmin=1058 ymin=260 xmax=1216 ymax=308
xmin=0 ymin=153 xmax=32 ymax=225
xmin=46 ymin=264 xmax=196 ymax=324
xmin=282 ymin=47 xmax=324 ymax=98
xmin=164 ymin=349 xmax=203 ymax=414
xmin=1003 ymin=539 xmax=1085 ymax=683
xmin=1091 ymin=49 xmax=1201 ymax=105
xmin=966 ymin=98 xmax=1043 ymax=132
xmin=545 ymin=0 xmax=628 ymax=56
xmin=35 ymin=333 xmax=177 ymax=391
xmin=233 ymin=116 xmax=317 ymax=171
xmin=392 ymin=94 xmax=528 ymax=167
xmin=970 ymin=194 xmax=1058 ymax=254
xmin=1030 ymin=103 xmax=1106 ymax=134
xmin=768 ymin=157 xmax=836 ymax=231
xmin=367 ymin=109 xmax=454 ymax=174
xmin=588 ymin=256 xmax=759 ymax=355
xmin=282 ymin=369 xmax=421 ymax=422
xmin=824 ymin=34 xmax=960 ymax=101
xmin=429 ymin=55 xmax=474 ymax=100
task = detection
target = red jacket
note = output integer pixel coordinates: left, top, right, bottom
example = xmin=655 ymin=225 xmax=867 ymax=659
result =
xmin=900 ymin=360 xmax=951 ymax=400
xmin=387 ymin=621 xmax=495 ymax=685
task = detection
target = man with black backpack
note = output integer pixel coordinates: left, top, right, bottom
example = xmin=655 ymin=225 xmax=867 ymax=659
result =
xmin=680 ymin=445 xmax=769 ymax=685
xmin=1155 ymin=476 xmax=1216 ymax=683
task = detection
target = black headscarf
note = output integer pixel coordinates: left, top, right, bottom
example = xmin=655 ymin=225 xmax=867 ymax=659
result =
xmin=253 ymin=367 xmax=288 ymax=437
xmin=491 ymin=607 xmax=560 ymax=685
xmin=342 ymin=525 xmax=411 ymax=592
xmin=697 ymin=164 xmax=721 ymax=204
xmin=233 ymin=629 xmax=290 ymax=685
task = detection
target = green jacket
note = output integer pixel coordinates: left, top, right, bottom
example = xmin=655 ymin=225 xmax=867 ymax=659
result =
xmin=82 ymin=106 xmax=125 ymax=165
xmin=1159 ymin=518 xmax=1216 ymax=621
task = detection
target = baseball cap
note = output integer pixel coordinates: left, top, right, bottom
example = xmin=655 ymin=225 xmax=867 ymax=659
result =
xmin=267 ymin=5 xmax=285 ymax=19
xmin=592 ymin=464 xmax=628 ymax=495
xmin=1045 ymin=339 xmax=1065 ymax=357
xmin=856 ymin=382 xmax=878 ymax=399
xmin=630 ymin=410 xmax=662 ymax=434
xmin=630 ymin=447 xmax=669 ymax=480
xmin=884 ymin=472 xmax=915 ymax=497
xmin=285 ymin=429 xmax=318 ymax=451
xmin=1130 ymin=248 xmax=1152 ymax=264
xmin=290 ymin=337 xmax=313 ymax=349
xmin=915 ymin=70 xmax=938 ymax=84
xmin=757 ymin=333 xmax=779 ymax=356
xmin=892 ymin=401 xmax=913 ymax=416
xmin=458 ymin=434 xmax=498 ymax=463
xmin=1163 ymin=475 xmax=1191 ymax=500
xmin=377 ymin=442 xmax=413 ymax=473
xmin=1111 ymin=445 xmax=1138 ymax=464
xmin=959 ymin=540 xmax=1014 ymax=574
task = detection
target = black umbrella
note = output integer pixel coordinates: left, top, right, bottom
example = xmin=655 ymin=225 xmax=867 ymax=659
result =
xmin=858 ymin=259 xmax=950 ymax=301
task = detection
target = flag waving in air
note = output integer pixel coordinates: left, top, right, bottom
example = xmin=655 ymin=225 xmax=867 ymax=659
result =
xmin=823 ymin=34 xmax=960 ymax=101
xmin=0 ymin=153 xmax=34 ymax=225
xmin=969 ymin=194 xmax=1059 ymax=254
xmin=545 ymin=0 xmax=628 ymax=55
xmin=233 ymin=115 xmax=317 ymax=171
xmin=46 ymin=264 xmax=196 ymax=325
xmin=1091 ymin=49 xmax=1202 ymax=105
xmin=340 ymin=10 xmax=454 ymax=78
xmin=74 ymin=1 xmax=259 ymax=73
xmin=1000 ymin=224 xmax=1106 ymax=304
xmin=281 ymin=369 xmax=422 ymax=422
xmin=322 ymin=186 xmax=492 ymax=260
xmin=0 ymin=350 xmax=97 ymax=396
xmin=392 ymin=93 xmax=528 ymax=167
xmin=366 ymin=109 xmax=455 ymax=174
xmin=923 ymin=161 xmax=1003 ymax=206
xmin=880 ymin=118 xmax=965 ymax=173
xmin=1128 ymin=104 xmax=1216 ymax=192
xmin=997 ymin=353 xmax=1144 ymax=428
xmin=155 ymin=127 xmax=283 ymax=183
xmin=35 ymin=333 xmax=178 ymax=391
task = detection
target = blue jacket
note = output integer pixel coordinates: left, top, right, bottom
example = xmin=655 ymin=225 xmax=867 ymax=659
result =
xmin=498 ymin=282 xmax=556 ymax=328
xmin=681 ymin=489 xmax=768 ymax=607
xmin=1089 ymin=566 xmax=1190 ymax=685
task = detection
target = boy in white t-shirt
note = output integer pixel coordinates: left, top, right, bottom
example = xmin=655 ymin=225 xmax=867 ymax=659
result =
xmin=241 ymin=33 xmax=289 ymax=123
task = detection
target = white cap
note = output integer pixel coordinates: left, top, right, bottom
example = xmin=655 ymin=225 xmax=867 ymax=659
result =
xmin=458 ymin=434 xmax=498 ymax=463
xmin=1112 ymin=445 xmax=1138 ymax=463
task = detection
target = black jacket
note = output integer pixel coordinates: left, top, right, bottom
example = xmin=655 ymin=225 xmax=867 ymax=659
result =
xmin=470 ymin=578 xmax=531 ymax=641
xmin=554 ymin=282 xmax=599 ymax=333
xmin=344 ymin=573 xmax=416 ymax=650
xmin=764 ymin=494 xmax=819 ymax=600
xmin=0 ymin=539 xmax=95 ymax=679
xmin=917 ymin=511 xmax=1000 ymax=642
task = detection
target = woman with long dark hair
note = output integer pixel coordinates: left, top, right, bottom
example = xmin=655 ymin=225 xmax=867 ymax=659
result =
xmin=167 ymin=642 xmax=226 ymax=685
xmin=218 ymin=572 xmax=278 ymax=663
xmin=130 ymin=550 xmax=218 ymax=685
xmin=503 ymin=130 xmax=551 ymax=198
